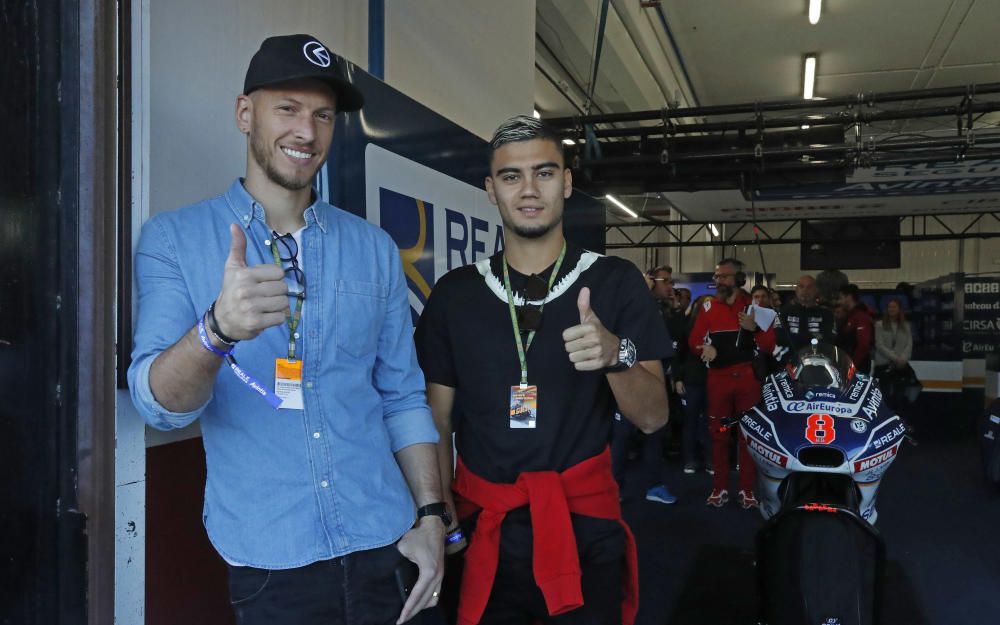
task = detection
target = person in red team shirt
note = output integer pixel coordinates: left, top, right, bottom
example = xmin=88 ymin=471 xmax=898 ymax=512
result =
xmin=688 ymin=259 xmax=776 ymax=508
xmin=837 ymin=283 xmax=874 ymax=375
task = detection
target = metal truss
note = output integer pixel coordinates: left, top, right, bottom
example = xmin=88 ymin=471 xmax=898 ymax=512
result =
xmin=604 ymin=212 xmax=1000 ymax=249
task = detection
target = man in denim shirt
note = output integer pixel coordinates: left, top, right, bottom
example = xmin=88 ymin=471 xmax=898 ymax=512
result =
xmin=127 ymin=34 xmax=445 ymax=625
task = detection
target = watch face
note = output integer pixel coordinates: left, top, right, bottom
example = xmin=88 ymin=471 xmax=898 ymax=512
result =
xmin=619 ymin=338 xmax=637 ymax=367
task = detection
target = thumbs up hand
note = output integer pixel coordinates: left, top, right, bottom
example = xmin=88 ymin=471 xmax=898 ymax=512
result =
xmin=212 ymin=224 xmax=290 ymax=341
xmin=562 ymin=287 xmax=621 ymax=371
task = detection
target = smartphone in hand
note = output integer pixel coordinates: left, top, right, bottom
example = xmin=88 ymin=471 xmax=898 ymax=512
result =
xmin=395 ymin=558 xmax=419 ymax=603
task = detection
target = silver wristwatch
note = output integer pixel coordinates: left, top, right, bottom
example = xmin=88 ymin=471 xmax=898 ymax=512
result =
xmin=609 ymin=337 xmax=637 ymax=372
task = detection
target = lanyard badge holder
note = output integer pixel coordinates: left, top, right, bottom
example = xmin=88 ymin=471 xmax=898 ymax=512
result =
xmin=269 ymin=234 xmax=305 ymax=410
xmin=502 ymin=242 xmax=566 ymax=429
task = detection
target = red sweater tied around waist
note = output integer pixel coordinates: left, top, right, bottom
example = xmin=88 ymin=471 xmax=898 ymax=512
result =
xmin=452 ymin=448 xmax=638 ymax=625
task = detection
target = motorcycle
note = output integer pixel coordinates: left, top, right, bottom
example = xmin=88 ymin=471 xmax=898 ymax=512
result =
xmin=737 ymin=341 xmax=905 ymax=625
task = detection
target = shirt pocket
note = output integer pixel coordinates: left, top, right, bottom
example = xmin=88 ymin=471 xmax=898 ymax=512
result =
xmin=336 ymin=279 xmax=388 ymax=359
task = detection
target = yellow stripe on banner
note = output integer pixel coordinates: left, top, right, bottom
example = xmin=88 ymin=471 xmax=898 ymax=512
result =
xmin=963 ymin=376 xmax=986 ymax=386
xmin=921 ymin=379 xmax=964 ymax=390
xmin=398 ymin=199 xmax=433 ymax=299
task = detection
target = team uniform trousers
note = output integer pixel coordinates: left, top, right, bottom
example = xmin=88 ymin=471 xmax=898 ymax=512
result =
xmin=706 ymin=365 xmax=760 ymax=493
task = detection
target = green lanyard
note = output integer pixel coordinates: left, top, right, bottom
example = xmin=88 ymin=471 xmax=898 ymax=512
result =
xmin=270 ymin=240 xmax=304 ymax=361
xmin=502 ymin=242 xmax=567 ymax=389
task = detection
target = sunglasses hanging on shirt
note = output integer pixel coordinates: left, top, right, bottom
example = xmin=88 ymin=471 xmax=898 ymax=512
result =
xmin=516 ymin=273 xmax=550 ymax=332
xmin=271 ymin=231 xmax=307 ymax=300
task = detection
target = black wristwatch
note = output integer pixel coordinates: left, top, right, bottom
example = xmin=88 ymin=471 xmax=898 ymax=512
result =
xmin=606 ymin=337 xmax=637 ymax=373
xmin=416 ymin=503 xmax=452 ymax=527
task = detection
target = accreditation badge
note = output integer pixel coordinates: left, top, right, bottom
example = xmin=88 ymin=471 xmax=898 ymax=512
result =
xmin=509 ymin=385 xmax=538 ymax=429
xmin=275 ymin=358 xmax=304 ymax=410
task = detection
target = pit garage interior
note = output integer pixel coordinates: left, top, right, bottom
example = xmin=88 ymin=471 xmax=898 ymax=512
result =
xmin=3 ymin=1 xmax=1000 ymax=624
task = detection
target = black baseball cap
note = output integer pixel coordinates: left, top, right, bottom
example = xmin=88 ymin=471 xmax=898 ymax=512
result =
xmin=243 ymin=34 xmax=364 ymax=112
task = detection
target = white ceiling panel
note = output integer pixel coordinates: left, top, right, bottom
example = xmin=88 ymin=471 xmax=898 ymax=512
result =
xmin=818 ymin=71 xmax=923 ymax=96
xmin=939 ymin=0 xmax=1000 ymax=67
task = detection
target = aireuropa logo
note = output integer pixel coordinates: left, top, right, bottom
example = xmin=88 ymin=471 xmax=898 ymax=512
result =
xmin=379 ymin=188 xmax=434 ymax=325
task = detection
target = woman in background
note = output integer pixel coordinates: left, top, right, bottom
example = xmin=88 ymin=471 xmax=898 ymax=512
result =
xmin=875 ymin=298 xmax=917 ymax=439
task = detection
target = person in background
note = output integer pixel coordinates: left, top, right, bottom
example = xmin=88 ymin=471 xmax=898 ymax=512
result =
xmin=769 ymin=289 xmax=783 ymax=311
xmin=750 ymin=285 xmax=771 ymax=309
xmin=612 ymin=265 xmax=678 ymax=505
xmin=778 ymin=274 xmax=836 ymax=360
xmin=816 ymin=268 xmax=849 ymax=307
xmin=837 ymin=284 xmax=874 ymax=375
xmin=874 ymin=298 xmax=916 ymax=437
xmin=675 ymin=288 xmax=692 ymax=316
xmin=675 ymin=294 xmax=712 ymax=475
xmin=689 ymin=259 xmax=777 ymax=508
xmin=749 ymin=285 xmax=778 ymax=381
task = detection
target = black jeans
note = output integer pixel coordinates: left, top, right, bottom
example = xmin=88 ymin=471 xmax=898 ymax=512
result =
xmin=478 ymin=552 xmax=624 ymax=625
xmin=228 ymin=544 xmax=407 ymax=625
xmin=680 ymin=384 xmax=710 ymax=468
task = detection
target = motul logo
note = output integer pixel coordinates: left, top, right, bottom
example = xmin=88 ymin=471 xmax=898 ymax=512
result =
xmin=748 ymin=437 xmax=788 ymax=467
xmin=854 ymin=446 xmax=896 ymax=472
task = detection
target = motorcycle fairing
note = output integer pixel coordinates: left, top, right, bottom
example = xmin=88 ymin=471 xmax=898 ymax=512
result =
xmin=741 ymin=370 xmax=903 ymax=524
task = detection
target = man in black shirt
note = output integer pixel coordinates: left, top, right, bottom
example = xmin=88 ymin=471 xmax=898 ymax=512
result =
xmin=415 ymin=116 xmax=670 ymax=625
xmin=778 ymin=274 xmax=835 ymax=360
xmin=610 ymin=266 xmax=678 ymax=505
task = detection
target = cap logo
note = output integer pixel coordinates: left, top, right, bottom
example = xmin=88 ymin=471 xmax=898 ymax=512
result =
xmin=303 ymin=41 xmax=331 ymax=67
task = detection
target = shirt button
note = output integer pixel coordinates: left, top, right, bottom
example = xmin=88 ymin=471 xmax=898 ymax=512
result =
xmin=320 ymin=480 xmax=329 ymax=488
xmin=313 ymin=432 xmax=321 ymax=439
xmin=306 ymin=381 xmax=313 ymax=389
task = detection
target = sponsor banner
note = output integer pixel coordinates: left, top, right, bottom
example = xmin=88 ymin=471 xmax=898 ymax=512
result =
xmin=365 ymin=145 xmax=503 ymax=320
xmin=757 ymin=159 xmax=1000 ymax=201
xmin=962 ymin=277 xmax=1000 ymax=356
xmin=667 ymin=156 xmax=1000 ymax=221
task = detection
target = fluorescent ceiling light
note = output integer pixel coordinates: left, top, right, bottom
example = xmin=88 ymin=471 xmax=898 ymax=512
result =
xmin=533 ymin=109 xmax=541 ymax=119
xmin=562 ymin=138 xmax=576 ymax=145
xmin=709 ymin=223 xmax=720 ymax=237
xmin=803 ymin=54 xmax=817 ymax=100
xmin=605 ymin=194 xmax=638 ymax=219
xmin=808 ymin=0 xmax=822 ymax=24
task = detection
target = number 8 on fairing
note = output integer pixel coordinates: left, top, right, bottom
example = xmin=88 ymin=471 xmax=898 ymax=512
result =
xmin=805 ymin=413 xmax=836 ymax=444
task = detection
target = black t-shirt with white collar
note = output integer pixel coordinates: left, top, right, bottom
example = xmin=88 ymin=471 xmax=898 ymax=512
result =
xmin=414 ymin=243 xmax=672 ymax=484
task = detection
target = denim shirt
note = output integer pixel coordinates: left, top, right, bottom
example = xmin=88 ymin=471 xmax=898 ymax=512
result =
xmin=128 ymin=179 xmax=438 ymax=568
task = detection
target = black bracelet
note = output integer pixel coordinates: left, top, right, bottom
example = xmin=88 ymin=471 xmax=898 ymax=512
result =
xmin=207 ymin=301 xmax=239 ymax=346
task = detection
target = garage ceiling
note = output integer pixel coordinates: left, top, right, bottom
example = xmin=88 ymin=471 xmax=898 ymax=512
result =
xmin=535 ymin=0 xmax=1000 ymax=223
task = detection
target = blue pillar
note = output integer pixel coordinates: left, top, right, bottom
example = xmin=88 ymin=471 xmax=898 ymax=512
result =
xmin=368 ymin=0 xmax=385 ymax=79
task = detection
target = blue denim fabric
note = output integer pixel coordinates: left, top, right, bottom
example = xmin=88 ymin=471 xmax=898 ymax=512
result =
xmin=128 ymin=179 xmax=438 ymax=568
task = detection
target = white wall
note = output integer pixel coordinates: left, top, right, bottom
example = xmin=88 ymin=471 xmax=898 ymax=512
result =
xmin=149 ymin=0 xmax=368 ymax=214
xmin=148 ymin=0 xmax=537 ymax=218
xmin=386 ymin=1 xmax=536 ymax=140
